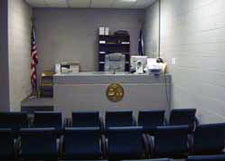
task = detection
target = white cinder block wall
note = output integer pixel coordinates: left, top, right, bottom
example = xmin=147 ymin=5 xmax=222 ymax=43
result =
xmin=144 ymin=0 xmax=159 ymax=58
xmin=8 ymin=0 xmax=32 ymax=111
xmin=160 ymin=0 xmax=225 ymax=123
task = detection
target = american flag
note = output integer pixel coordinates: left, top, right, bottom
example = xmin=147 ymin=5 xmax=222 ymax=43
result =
xmin=31 ymin=27 xmax=38 ymax=93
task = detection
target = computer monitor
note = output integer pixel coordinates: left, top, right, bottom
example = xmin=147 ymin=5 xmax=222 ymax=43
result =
xmin=130 ymin=56 xmax=148 ymax=74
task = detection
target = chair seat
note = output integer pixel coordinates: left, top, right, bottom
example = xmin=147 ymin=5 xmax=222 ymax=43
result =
xmin=107 ymin=126 xmax=144 ymax=159
xmin=20 ymin=128 xmax=58 ymax=160
xmin=0 ymin=129 xmax=15 ymax=160
xmin=22 ymin=153 xmax=58 ymax=160
xmin=187 ymin=154 xmax=225 ymax=161
xmin=63 ymin=152 xmax=101 ymax=160
xmin=138 ymin=110 xmax=165 ymax=134
xmin=192 ymin=123 xmax=225 ymax=155
xmin=121 ymin=159 xmax=170 ymax=161
xmin=63 ymin=127 xmax=102 ymax=160
xmin=153 ymin=125 xmax=190 ymax=158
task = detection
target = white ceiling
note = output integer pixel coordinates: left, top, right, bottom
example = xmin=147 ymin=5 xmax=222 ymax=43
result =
xmin=26 ymin=0 xmax=156 ymax=9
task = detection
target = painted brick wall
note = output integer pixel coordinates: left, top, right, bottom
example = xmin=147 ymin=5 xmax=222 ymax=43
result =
xmin=144 ymin=0 xmax=159 ymax=58
xmin=160 ymin=0 xmax=225 ymax=123
xmin=33 ymin=8 xmax=144 ymax=74
xmin=8 ymin=0 xmax=32 ymax=111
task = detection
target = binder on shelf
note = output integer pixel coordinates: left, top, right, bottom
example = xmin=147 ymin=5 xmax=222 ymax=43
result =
xmin=121 ymin=42 xmax=130 ymax=45
xmin=99 ymin=40 xmax=106 ymax=44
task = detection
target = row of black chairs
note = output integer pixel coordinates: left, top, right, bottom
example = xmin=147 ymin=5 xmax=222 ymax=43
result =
xmin=1 ymin=124 xmax=225 ymax=160
xmin=124 ymin=155 xmax=225 ymax=160
xmin=0 ymin=109 xmax=224 ymax=160
xmin=0 ymin=108 xmax=198 ymax=132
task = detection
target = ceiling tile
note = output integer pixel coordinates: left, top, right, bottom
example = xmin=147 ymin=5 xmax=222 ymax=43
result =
xmin=91 ymin=0 xmax=114 ymax=8
xmin=45 ymin=0 xmax=68 ymax=8
xmin=67 ymin=0 xmax=91 ymax=8
xmin=25 ymin=0 xmax=47 ymax=7
xmin=132 ymin=0 xmax=156 ymax=9
xmin=111 ymin=0 xmax=136 ymax=9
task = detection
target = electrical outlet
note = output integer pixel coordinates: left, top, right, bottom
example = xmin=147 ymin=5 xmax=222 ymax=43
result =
xmin=172 ymin=58 xmax=176 ymax=65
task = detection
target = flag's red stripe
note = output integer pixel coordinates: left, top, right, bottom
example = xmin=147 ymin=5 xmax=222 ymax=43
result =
xmin=31 ymin=27 xmax=38 ymax=91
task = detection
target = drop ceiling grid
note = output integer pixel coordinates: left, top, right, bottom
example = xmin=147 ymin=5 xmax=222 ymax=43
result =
xmin=26 ymin=0 xmax=156 ymax=9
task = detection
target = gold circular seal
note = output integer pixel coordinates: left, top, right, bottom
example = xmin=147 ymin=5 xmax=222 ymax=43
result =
xmin=106 ymin=83 xmax=124 ymax=102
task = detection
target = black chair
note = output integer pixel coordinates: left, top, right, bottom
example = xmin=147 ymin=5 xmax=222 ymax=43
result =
xmin=187 ymin=154 xmax=225 ymax=160
xmin=0 ymin=112 xmax=28 ymax=133
xmin=191 ymin=123 xmax=225 ymax=155
xmin=107 ymin=126 xmax=147 ymax=159
xmin=169 ymin=109 xmax=197 ymax=129
xmin=19 ymin=128 xmax=58 ymax=160
xmin=0 ymin=128 xmax=15 ymax=160
xmin=152 ymin=125 xmax=191 ymax=158
xmin=62 ymin=127 xmax=102 ymax=160
xmin=122 ymin=159 xmax=170 ymax=161
xmin=138 ymin=110 xmax=165 ymax=133
xmin=105 ymin=111 xmax=135 ymax=128
xmin=72 ymin=111 xmax=101 ymax=128
xmin=33 ymin=111 xmax=62 ymax=133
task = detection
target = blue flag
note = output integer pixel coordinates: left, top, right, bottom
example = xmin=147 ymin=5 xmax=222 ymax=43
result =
xmin=138 ymin=29 xmax=144 ymax=56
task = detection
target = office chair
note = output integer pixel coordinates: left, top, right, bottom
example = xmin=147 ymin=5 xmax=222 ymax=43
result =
xmin=104 ymin=53 xmax=125 ymax=72
xmin=33 ymin=111 xmax=62 ymax=134
xmin=152 ymin=125 xmax=191 ymax=158
xmin=62 ymin=127 xmax=102 ymax=160
xmin=187 ymin=154 xmax=225 ymax=161
xmin=169 ymin=108 xmax=197 ymax=129
xmin=105 ymin=111 xmax=135 ymax=129
xmin=191 ymin=123 xmax=225 ymax=155
xmin=0 ymin=128 xmax=15 ymax=160
xmin=138 ymin=110 xmax=165 ymax=133
xmin=19 ymin=128 xmax=58 ymax=160
xmin=106 ymin=126 xmax=147 ymax=160
xmin=0 ymin=112 xmax=28 ymax=135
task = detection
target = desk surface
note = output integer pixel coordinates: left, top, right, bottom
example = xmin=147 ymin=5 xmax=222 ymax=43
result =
xmin=55 ymin=72 xmax=132 ymax=76
xmin=54 ymin=72 xmax=171 ymax=84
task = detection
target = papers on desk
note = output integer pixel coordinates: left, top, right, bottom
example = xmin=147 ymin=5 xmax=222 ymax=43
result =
xmin=145 ymin=58 xmax=167 ymax=74
xmin=55 ymin=62 xmax=80 ymax=74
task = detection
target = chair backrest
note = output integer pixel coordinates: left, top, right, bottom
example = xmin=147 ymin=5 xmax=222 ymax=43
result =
xmin=192 ymin=123 xmax=225 ymax=154
xmin=169 ymin=108 xmax=196 ymax=126
xmin=105 ymin=53 xmax=125 ymax=72
xmin=0 ymin=128 xmax=14 ymax=160
xmin=154 ymin=125 xmax=190 ymax=157
xmin=0 ymin=112 xmax=28 ymax=131
xmin=20 ymin=128 xmax=57 ymax=160
xmin=33 ymin=112 xmax=62 ymax=131
xmin=107 ymin=126 xmax=143 ymax=159
xmin=121 ymin=159 xmax=170 ymax=161
xmin=138 ymin=110 xmax=165 ymax=132
xmin=187 ymin=154 xmax=225 ymax=161
xmin=72 ymin=111 xmax=100 ymax=127
xmin=105 ymin=111 xmax=134 ymax=128
xmin=63 ymin=127 xmax=101 ymax=160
